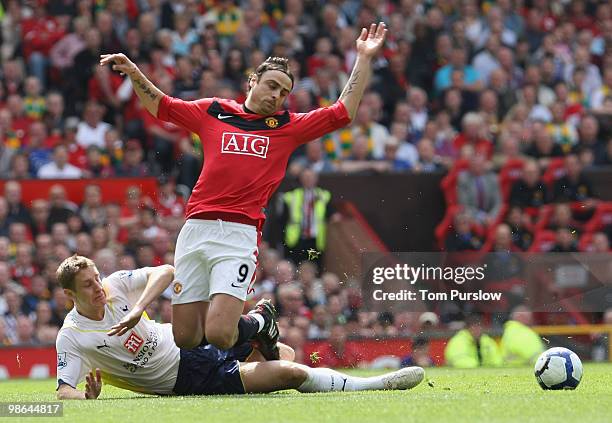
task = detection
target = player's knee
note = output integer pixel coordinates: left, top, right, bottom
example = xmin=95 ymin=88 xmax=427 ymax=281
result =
xmin=173 ymin=328 xmax=200 ymax=350
xmin=287 ymin=366 xmax=308 ymax=388
xmin=279 ymin=344 xmax=295 ymax=361
xmin=205 ymin=329 xmax=234 ymax=350
xmin=282 ymin=364 xmax=307 ymax=387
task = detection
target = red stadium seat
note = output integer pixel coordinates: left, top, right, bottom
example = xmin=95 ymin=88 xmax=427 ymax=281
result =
xmin=533 ymin=204 xmax=555 ymax=232
xmin=528 ymin=230 xmax=557 ymax=252
xmin=584 ymin=201 xmax=612 ymax=233
xmin=440 ymin=159 xmax=469 ymax=206
xmin=434 ymin=205 xmax=463 ymax=250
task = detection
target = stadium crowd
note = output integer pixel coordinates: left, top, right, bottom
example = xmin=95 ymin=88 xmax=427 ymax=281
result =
xmin=1 ymin=0 xmax=612 ymax=364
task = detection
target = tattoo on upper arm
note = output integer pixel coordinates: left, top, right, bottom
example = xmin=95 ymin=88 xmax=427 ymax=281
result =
xmin=134 ymin=78 xmax=158 ymax=101
xmin=341 ymin=70 xmax=361 ymax=98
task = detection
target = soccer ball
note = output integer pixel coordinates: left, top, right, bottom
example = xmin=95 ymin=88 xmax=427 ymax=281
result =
xmin=534 ymin=347 xmax=583 ymax=390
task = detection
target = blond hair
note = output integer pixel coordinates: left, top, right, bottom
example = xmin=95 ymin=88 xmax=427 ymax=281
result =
xmin=56 ymin=255 xmax=95 ymax=291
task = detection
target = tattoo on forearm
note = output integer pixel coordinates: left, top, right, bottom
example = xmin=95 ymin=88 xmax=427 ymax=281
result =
xmin=341 ymin=70 xmax=361 ymax=98
xmin=133 ymin=78 xmax=158 ymax=101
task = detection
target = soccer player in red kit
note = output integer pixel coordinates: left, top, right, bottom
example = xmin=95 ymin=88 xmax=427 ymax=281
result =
xmin=100 ymin=23 xmax=387 ymax=359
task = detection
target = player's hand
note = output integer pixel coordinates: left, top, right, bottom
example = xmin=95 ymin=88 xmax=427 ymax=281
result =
xmin=355 ymin=22 xmax=387 ymax=59
xmin=85 ymin=369 xmax=102 ymax=400
xmin=99 ymin=53 xmax=137 ymax=77
xmin=107 ymin=306 xmax=144 ymax=336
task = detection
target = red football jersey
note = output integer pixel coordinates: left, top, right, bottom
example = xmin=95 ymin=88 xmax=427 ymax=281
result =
xmin=157 ymin=96 xmax=351 ymax=221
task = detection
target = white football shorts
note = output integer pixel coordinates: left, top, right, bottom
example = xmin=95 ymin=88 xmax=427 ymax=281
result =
xmin=172 ymin=219 xmax=258 ymax=304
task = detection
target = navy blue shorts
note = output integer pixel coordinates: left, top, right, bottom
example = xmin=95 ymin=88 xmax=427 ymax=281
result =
xmin=173 ymin=343 xmax=253 ymax=395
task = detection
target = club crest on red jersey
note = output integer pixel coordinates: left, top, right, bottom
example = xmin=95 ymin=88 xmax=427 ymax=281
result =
xmin=221 ymin=132 xmax=269 ymax=159
xmin=265 ymin=117 xmax=279 ymax=128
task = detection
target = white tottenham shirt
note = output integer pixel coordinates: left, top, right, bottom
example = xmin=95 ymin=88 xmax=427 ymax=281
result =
xmin=55 ymin=268 xmax=180 ymax=395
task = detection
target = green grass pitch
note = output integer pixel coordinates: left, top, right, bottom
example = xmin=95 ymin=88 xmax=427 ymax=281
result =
xmin=1 ymin=364 xmax=611 ymax=423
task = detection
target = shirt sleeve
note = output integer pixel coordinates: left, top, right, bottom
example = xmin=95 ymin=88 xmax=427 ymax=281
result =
xmin=105 ymin=268 xmax=150 ymax=295
xmin=156 ymin=95 xmax=213 ymax=134
xmin=291 ymin=101 xmax=352 ymax=145
xmin=56 ymin=331 xmax=90 ymax=390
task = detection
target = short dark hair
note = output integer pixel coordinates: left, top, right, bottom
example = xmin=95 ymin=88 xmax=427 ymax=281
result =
xmin=250 ymin=57 xmax=294 ymax=89
xmin=56 ymin=254 xmax=95 ymax=291
xmin=465 ymin=313 xmax=483 ymax=328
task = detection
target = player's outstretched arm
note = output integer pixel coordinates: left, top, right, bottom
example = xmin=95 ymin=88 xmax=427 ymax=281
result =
xmin=99 ymin=53 xmax=165 ymax=117
xmin=107 ymin=265 xmax=175 ymax=336
xmin=338 ymin=22 xmax=387 ymax=120
xmin=57 ymin=369 xmax=102 ymax=400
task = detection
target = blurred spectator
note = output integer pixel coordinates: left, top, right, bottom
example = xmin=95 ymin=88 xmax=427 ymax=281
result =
xmin=563 ymin=46 xmax=602 ymax=99
xmin=311 ymin=323 xmax=362 ymax=368
xmin=550 ymin=227 xmax=579 ymax=253
xmin=350 ymin=104 xmax=390 ymax=160
xmin=308 ymin=304 xmax=331 ymax=339
xmin=283 ymin=326 xmax=306 ymax=364
xmin=48 ymin=184 xmax=78 ymax=227
xmin=49 ymin=16 xmax=89 ymax=71
xmin=457 ymin=154 xmax=502 ymax=225
xmin=30 ymin=199 xmax=50 ymax=237
xmin=401 ymin=337 xmax=434 ymax=368
xmin=21 ymin=1 xmax=66 ymax=88
xmin=591 ymin=232 xmax=611 ymax=253
xmin=547 ymin=203 xmax=582 ymax=233
xmin=453 ymin=113 xmax=493 ymax=159
xmin=281 ymin=168 xmax=337 ymax=267
xmin=595 ymin=138 xmax=612 ymax=166
xmin=23 ymin=76 xmax=46 ymax=120
xmin=277 ymin=282 xmax=309 ymax=319
xmin=0 ymin=142 xmax=16 ymax=179
xmin=591 ymin=66 xmax=612 ymax=112
xmin=509 ymin=160 xmax=549 ymax=208
xmin=435 ymin=46 xmax=483 ymax=95
xmin=275 ymin=260 xmax=297 ymax=287
xmin=525 ymin=121 xmax=564 ymax=168
xmin=577 ymin=115 xmax=603 ymax=156
xmin=444 ymin=313 xmax=502 ymax=368
xmin=552 ymin=154 xmax=595 ymax=204
xmin=27 ymin=121 xmax=53 ymax=175
xmin=83 ymin=145 xmax=114 ymax=178
xmin=445 ymin=211 xmax=483 ymax=252
xmin=4 ymin=181 xmax=32 ymax=227
xmin=38 ymin=145 xmax=83 ymax=179
xmin=79 ymin=184 xmax=107 ymax=228
xmin=413 ymin=138 xmax=444 ymax=173
xmin=592 ymin=308 xmax=612 ymax=362
xmin=43 ymin=92 xmax=66 ymax=136
xmin=0 ymin=262 xmax=25 ymax=314
xmin=0 ymin=316 xmax=10 ymax=346
xmin=0 ymin=198 xmax=9 ymax=238
xmin=547 ymin=101 xmax=578 ymax=153
xmin=505 ymin=206 xmax=533 ymax=251
xmin=75 ymin=101 xmax=111 ymax=149
xmin=501 ymin=306 xmax=545 ymax=366
xmin=296 ymin=261 xmax=324 ymax=306
xmin=3 ymin=289 xmax=31 ymax=345
xmin=116 ymin=139 xmax=149 ymax=177
xmin=288 ymin=139 xmax=336 ymax=176
xmin=13 ymin=243 xmax=38 ymax=291
xmin=15 ymin=315 xmax=37 ymax=346
xmin=382 ymin=137 xmax=412 ymax=171
xmin=491 ymin=224 xmax=520 ymax=253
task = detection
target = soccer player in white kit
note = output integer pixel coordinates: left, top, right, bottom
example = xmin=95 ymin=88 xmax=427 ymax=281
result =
xmin=54 ymin=255 xmax=424 ymax=398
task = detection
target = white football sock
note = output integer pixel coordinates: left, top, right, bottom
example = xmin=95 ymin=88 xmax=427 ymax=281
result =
xmin=297 ymin=367 xmax=385 ymax=393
